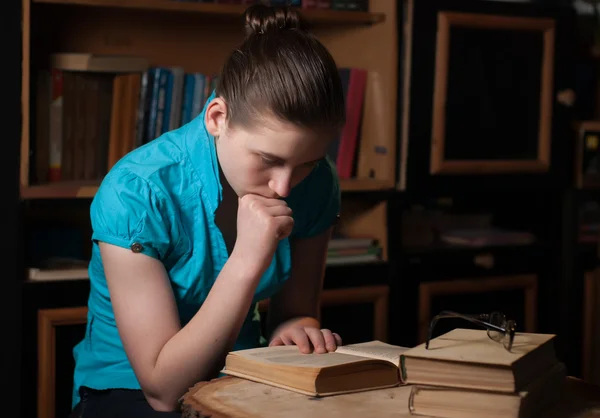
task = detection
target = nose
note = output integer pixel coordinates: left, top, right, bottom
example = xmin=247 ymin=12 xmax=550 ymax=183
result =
xmin=268 ymin=169 xmax=292 ymax=198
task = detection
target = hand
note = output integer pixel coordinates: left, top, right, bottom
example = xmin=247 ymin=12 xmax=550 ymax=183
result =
xmin=269 ymin=324 xmax=343 ymax=354
xmin=231 ymin=194 xmax=294 ymax=277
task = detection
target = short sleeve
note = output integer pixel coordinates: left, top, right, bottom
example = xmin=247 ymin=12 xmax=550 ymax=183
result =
xmin=90 ymin=169 xmax=173 ymax=260
xmin=286 ymin=156 xmax=341 ymax=239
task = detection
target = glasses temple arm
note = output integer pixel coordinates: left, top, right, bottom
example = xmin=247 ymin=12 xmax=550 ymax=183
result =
xmin=426 ymin=312 xmax=506 ymax=348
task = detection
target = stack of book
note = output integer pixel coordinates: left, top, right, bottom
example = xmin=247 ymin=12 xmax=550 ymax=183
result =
xmin=401 ymin=328 xmax=566 ymax=418
xmin=326 ymin=237 xmax=381 ymax=266
xmin=220 ymin=329 xmax=566 ymax=417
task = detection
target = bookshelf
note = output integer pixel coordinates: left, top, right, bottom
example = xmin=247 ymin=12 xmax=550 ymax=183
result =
xmin=20 ymin=0 xmax=398 ymax=264
xmin=15 ymin=4 xmax=399 ymax=415
xmin=20 ymin=0 xmax=397 ymax=191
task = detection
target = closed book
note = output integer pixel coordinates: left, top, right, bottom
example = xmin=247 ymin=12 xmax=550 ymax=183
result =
xmin=408 ymin=361 xmax=567 ymax=418
xmin=400 ymin=328 xmax=558 ymax=393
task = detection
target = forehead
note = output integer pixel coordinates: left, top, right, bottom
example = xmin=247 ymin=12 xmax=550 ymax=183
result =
xmin=235 ymin=118 xmax=330 ymax=161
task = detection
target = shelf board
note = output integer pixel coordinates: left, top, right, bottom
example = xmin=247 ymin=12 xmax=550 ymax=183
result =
xmin=339 ymin=179 xmax=395 ymax=192
xmin=21 ymin=182 xmax=99 ymax=199
xmin=21 ymin=178 xmax=394 ymax=199
xmin=32 ymin=0 xmax=385 ymax=25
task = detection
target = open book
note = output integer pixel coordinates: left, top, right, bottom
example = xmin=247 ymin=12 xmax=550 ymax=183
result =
xmin=221 ymin=340 xmax=409 ymax=397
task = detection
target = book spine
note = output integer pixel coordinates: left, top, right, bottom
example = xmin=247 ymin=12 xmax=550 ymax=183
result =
xmin=48 ymin=68 xmax=63 ymax=182
xmin=146 ymin=67 xmax=162 ymax=143
xmin=161 ymin=69 xmax=174 ymax=135
xmin=181 ymin=73 xmax=195 ymax=126
xmin=134 ymin=70 xmax=149 ymax=148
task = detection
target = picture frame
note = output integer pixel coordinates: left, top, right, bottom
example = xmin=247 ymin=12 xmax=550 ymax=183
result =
xmin=430 ymin=11 xmax=555 ymax=175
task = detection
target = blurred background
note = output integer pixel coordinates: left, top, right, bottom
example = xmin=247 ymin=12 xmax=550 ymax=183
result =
xmin=5 ymin=0 xmax=600 ymax=416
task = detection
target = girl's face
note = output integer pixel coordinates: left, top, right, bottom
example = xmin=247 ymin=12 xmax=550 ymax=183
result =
xmin=205 ymin=98 xmax=330 ymax=198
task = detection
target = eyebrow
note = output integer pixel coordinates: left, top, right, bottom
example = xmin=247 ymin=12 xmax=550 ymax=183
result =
xmin=260 ymin=152 xmax=324 ymax=165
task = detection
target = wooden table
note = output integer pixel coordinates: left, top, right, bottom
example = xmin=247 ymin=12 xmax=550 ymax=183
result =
xmin=181 ymin=376 xmax=600 ymax=418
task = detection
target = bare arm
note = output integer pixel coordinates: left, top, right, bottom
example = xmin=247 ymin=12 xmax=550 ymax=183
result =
xmin=100 ymin=193 xmax=292 ymax=411
xmin=267 ymin=227 xmax=341 ymax=353
xmin=101 ymin=242 xmax=260 ymax=411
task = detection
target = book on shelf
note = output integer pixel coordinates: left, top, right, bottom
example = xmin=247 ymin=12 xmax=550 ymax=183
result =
xmin=327 ymin=237 xmax=374 ymax=250
xmin=221 ymin=340 xmax=409 ymax=396
xmin=50 ymin=53 xmax=149 ymax=73
xmin=326 ymin=251 xmax=380 ymax=265
xmin=439 ymin=228 xmax=536 ymax=247
xmin=326 ymin=67 xmax=367 ymax=179
xmin=408 ymin=361 xmax=567 ymax=418
xmin=27 ymin=257 xmax=89 ymax=282
xmin=35 ymin=57 xmax=368 ymax=186
xmin=326 ymin=237 xmax=382 ymax=265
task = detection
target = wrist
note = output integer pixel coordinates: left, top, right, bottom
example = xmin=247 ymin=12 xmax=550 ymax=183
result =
xmin=226 ymin=250 xmax=266 ymax=283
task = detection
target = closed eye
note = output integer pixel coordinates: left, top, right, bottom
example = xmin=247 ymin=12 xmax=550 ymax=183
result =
xmin=261 ymin=156 xmax=281 ymax=166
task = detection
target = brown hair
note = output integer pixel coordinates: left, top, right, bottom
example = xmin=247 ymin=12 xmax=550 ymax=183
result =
xmin=216 ymin=3 xmax=346 ymax=137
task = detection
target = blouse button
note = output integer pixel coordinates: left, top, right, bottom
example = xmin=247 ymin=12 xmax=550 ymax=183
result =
xmin=130 ymin=243 xmax=143 ymax=253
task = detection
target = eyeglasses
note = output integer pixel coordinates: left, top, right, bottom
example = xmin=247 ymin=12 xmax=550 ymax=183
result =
xmin=425 ymin=310 xmax=517 ymax=352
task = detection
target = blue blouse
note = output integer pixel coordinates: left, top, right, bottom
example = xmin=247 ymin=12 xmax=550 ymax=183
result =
xmin=71 ymin=93 xmax=341 ymax=407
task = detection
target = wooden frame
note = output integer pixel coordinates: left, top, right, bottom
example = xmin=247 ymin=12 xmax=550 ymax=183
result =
xmin=38 ymin=306 xmax=88 ymax=418
xmin=417 ymin=274 xmax=538 ymax=343
xmin=575 ymin=121 xmax=600 ymax=189
xmin=259 ymin=285 xmax=389 ymax=342
xmin=33 ymin=0 xmax=386 ymax=24
xmin=583 ymin=269 xmax=600 ymax=385
xmin=430 ymin=11 xmax=555 ymax=174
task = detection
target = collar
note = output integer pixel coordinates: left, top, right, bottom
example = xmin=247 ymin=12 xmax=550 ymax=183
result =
xmin=184 ymin=90 xmax=222 ymax=214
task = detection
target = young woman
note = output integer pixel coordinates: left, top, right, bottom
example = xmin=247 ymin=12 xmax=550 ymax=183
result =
xmin=69 ymin=4 xmax=346 ymax=417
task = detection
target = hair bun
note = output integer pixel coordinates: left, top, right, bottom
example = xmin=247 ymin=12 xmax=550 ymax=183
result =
xmin=244 ymin=4 xmax=304 ymax=36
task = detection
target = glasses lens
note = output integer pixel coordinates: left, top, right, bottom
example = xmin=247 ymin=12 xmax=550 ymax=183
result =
xmin=487 ymin=312 xmax=507 ymax=342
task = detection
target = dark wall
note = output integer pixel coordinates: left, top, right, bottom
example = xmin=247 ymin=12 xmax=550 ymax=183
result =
xmin=0 ymin=1 xmax=23 ymax=417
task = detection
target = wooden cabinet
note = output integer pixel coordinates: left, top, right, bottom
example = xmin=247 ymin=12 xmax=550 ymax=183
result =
xmin=19 ymin=0 xmax=397 ymax=261
xmin=417 ymin=274 xmax=538 ymax=344
xmin=583 ymin=269 xmax=600 ymax=385
xmin=390 ymin=241 xmax=545 ymax=348
xmin=21 ymin=0 xmax=398 ymax=196
xmin=21 ymin=280 xmax=90 ymax=418
xmin=2 ymin=1 xmax=25 ymax=417
xmin=397 ymin=0 xmax=576 ymax=192
xmin=37 ymin=307 xmax=88 ymax=418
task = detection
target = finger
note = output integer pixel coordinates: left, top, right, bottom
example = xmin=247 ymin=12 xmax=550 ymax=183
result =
xmin=289 ymin=327 xmax=312 ymax=354
xmin=250 ymin=195 xmax=289 ymax=207
xmin=265 ymin=205 xmax=293 ymax=217
xmin=262 ymin=198 xmax=289 ymax=207
xmin=275 ymin=217 xmax=294 ymax=240
xmin=320 ymin=329 xmax=337 ymax=352
xmin=304 ymin=327 xmax=327 ymax=354
xmin=281 ymin=333 xmax=294 ymax=346
xmin=333 ymin=332 xmax=343 ymax=346
xmin=269 ymin=336 xmax=284 ymax=347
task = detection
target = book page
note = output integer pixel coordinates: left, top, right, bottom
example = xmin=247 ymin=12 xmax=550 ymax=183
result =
xmin=335 ymin=341 xmax=410 ymax=368
xmin=229 ymin=345 xmax=377 ymax=368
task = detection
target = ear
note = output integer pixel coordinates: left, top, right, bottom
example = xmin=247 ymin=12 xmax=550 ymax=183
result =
xmin=204 ymin=97 xmax=228 ymax=137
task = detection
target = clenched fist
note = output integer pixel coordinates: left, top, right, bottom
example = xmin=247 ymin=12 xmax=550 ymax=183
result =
xmin=230 ymin=194 xmax=294 ymax=277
